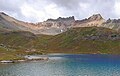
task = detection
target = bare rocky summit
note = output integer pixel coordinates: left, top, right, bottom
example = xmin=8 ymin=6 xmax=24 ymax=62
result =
xmin=0 ymin=12 xmax=120 ymax=35
xmin=73 ymin=14 xmax=105 ymax=27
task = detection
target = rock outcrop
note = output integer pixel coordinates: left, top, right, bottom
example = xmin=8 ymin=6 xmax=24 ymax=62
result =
xmin=102 ymin=18 xmax=120 ymax=31
xmin=35 ymin=16 xmax=75 ymax=35
xmin=88 ymin=14 xmax=103 ymax=21
xmin=73 ymin=14 xmax=105 ymax=27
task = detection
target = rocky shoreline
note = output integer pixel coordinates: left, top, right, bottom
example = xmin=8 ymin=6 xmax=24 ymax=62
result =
xmin=0 ymin=55 xmax=49 ymax=63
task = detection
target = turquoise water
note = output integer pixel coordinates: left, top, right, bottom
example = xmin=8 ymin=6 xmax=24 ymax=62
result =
xmin=0 ymin=54 xmax=120 ymax=76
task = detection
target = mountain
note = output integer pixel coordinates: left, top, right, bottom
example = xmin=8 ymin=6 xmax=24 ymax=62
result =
xmin=0 ymin=12 xmax=120 ymax=35
xmin=35 ymin=16 xmax=75 ymax=35
xmin=0 ymin=12 xmax=38 ymax=33
xmin=72 ymin=14 xmax=105 ymax=27
xmin=0 ymin=12 xmax=75 ymax=35
xmin=0 ymin=12 xmax=120 ymax=60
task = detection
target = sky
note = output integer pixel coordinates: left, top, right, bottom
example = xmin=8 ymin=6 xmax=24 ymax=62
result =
xmin=0 ymin=0 xmax=120 ymax=23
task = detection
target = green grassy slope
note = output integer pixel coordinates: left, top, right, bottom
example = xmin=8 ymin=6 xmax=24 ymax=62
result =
xmin=0 ymin=31 xmax=38 ymax=60
xmin=36 ymin=27 xmax=120 ymax=54
xmin=0 ymin=31 xmax=36 ymax=49
xmin=0 ymin=27 xmax=120 ymax=60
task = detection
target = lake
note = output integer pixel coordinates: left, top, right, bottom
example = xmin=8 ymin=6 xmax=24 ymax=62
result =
xmin=0 ymin=54 xmax=120 ymax=76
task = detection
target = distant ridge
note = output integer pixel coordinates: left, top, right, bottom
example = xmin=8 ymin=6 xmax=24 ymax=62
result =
xmin=0 ymin=12 xmax=120 ymax=35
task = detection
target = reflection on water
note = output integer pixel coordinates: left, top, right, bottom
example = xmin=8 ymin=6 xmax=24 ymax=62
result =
xmin=0 ymin=54 xmax=120 ymax=76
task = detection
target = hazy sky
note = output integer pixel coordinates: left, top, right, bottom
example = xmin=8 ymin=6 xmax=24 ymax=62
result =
xmin=0 ymin=0 xmax=120 ymax=22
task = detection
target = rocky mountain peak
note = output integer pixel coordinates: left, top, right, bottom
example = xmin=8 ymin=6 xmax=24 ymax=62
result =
xmin=57 ymin=16 xmax=75 ymax=21
xmin=0 ymin=12 xmax=14 ymax=21
xmin=105 ymin=18 xmax=120 ymax=23
xmin=88 ymin=14 xmax=103 ymax=21
xmin=0 ymin=12 xmax=8 ymax=16
xmin=0 ymin=12 xmax=7 ymax=20
xmin=73 ymin=14 xmax=105 ymax=28
xmin=112 ymin=19 xmax=120 ymax=23
xmin=46 ymin=16 xmax=75 ymax=22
